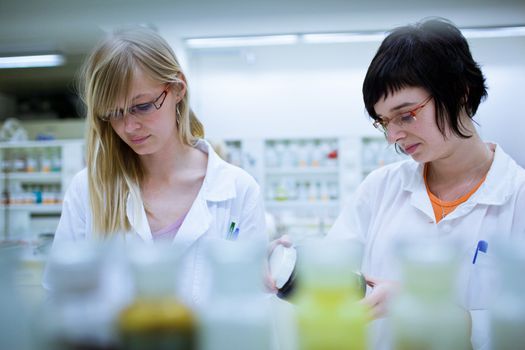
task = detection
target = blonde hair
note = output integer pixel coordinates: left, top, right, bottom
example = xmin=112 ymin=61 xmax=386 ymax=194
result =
xmin=79 ymin=27 xmax=204 ymax=236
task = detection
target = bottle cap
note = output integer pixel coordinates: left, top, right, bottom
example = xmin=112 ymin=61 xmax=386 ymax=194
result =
xmin=269 ymin=245 xmax=297 ymax=289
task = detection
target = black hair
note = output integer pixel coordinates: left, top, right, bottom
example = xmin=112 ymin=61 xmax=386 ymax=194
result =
xmin=362 ymin=17 xmax=488 ymax=138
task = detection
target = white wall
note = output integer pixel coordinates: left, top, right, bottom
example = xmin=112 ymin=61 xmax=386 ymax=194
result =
xmin=470 ymin=37 xmax=525 ymax=167
xmin=188 ymin=36 xmax=525 ymax=167
xmin=189 ymin=42 xmax=380 ymax=140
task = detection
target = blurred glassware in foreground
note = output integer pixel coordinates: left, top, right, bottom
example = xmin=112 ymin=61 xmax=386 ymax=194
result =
xmin=389 ymin=237 xmax=471 ymax=350
xmin=118 ymin=242 xmax=196 ymax=350
xmin=294 ymin=238 xmax=368 ymax=350
xmin=0 ymin=241 xmax=33 ymax=350
xmin=39 ymin=240 xmax=118 ymax=349
xmin=198 ymin=239 xmax=272 ymax=350
xmin=490 ymin=237 xmax=525 ymax=350
xmin=269 ymin=242 xmax=366 ymax=302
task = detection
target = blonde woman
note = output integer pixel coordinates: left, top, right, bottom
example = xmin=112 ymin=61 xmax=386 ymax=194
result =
xmin=43 ymin=27 xmax=267 ymax=304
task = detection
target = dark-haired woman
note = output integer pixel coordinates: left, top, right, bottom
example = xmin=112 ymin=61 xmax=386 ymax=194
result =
xmin=328 ymin=17 xmax=525 ymax=349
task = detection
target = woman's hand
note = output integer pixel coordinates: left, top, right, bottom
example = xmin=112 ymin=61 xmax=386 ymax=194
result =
xmin=360 ymin=276 xmax=400 ymax=320
xmin=265 ymin=235 xmax=293 ymax=293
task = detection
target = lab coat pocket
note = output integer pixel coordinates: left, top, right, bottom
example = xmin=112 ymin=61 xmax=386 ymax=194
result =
xmin=467 ymin=251 xmax=498 ymax=311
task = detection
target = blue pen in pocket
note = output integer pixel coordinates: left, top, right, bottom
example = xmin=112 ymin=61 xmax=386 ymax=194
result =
xmin=472 ymin=240 xmax=488 ymax=264
xmin=230 ymin=227 xmax=240 ymax=241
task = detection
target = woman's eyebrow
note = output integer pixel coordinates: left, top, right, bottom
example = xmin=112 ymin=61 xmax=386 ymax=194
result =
xmin=389 ymin=101 xmax=417 ymax=112
xmin=377 ymin=101 xmax=417 ymax=118
xmin=131 ymin=92 xmax=150 ymax=102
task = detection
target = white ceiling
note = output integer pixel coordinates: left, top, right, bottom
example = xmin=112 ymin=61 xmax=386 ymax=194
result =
xmin=1 ymin=0 xmax=524 ymax=95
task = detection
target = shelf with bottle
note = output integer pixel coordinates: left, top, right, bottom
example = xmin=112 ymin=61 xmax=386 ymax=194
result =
xmin=264 ymin=138 xmax=339 ymax=202
xmin=272 ymin=210 xmax=338 ymax=243
xmin=0 ymin=172 xmax=62 ymax=182
xmin=223 ymin=140 xmax=243 ymax=168
xmin=1 ymin=183 xmax=63 ymax=211
xmin=0 ymin=139 xmax=85 ymax=239
xmin=265 ymin=166 xmax=339 ymax=175
xmin=264 ymin=138 xmax=339 ymax=170
xmin=360 ymin=136 xmax=406 ymax=177
xmin=265 ymin=177 xmax=339 ymax=205
xmin=262 ymin=138 xmax=341 ymax=240
xmin=0 ymin=204 xmax=63 ymax=213
xmin=0 ymin=145 xmax=63 ymax=174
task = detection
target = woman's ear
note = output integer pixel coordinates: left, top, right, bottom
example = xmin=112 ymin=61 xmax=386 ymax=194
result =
xmin=172 ymin=72 xmax=187 ymax=103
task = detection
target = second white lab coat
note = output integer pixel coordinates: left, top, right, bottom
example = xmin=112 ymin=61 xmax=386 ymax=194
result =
xmin=328 ymin=144 xmax=525 ymax=350
xmin=43 ymin=139 xmax=268 ymax=306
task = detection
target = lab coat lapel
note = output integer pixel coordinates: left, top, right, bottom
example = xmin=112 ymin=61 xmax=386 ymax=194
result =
xmin=409 ymin=188 xmax=435 ymax=220
xmin=438 ymin=144 xmax=515 ymax=221
xmin=406 ymin=144 xmax=513 ymax=223
xmin=173 ymin=193 xmax=212 ymax=253
xmin=126 ymin=188 xmax=153 ymax=243
xmin=469 ymin=144 xmax=515 ymax=206
xmin=125 ymin=139 xmax=234 ymax=251
xmin=170 ymin=139 xmax=231 ymax=253
xmin=405 ymin=163 xmax=435 ymax=220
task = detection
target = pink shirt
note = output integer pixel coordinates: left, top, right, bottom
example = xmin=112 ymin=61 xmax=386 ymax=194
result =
xmin=151 ymin=213 xmax=187 ymax=242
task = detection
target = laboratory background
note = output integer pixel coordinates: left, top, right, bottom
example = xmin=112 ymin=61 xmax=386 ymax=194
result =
xmin=0 ymin=0 xmax=524 ymax=349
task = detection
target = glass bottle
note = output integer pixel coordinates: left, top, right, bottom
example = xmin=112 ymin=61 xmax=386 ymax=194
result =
xmin=40 ymin=240 xmax=118 ymax=350
xmin=118 ymin=242 xmax=196 ymax=350
xmin=198 ymin=239 xmax=272 ymax=350
xmin=26 ymin=147 xmax=38 ymax=172
xmin=51 ymin=147 xmax=62 ymax=172
xmin=0 ymin=241 xmax=33 ymax=350
xmin=265 ymin=141 xmax=279 ymax=168
xmin=294 ymin=238 xmax=368 ymax=350
xmin=40 ymin=148 xmax=52 ymax=173
xmin=490 ymin=238 xmax=525 ymax=350
xmin=389 ymin=238 xmax=471 ymax=350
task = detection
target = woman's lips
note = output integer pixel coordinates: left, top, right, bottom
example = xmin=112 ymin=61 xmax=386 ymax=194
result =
xmin=130 ymin=135 xmax=150 ymax=144
xmin=404 ymin=143 xmax=419 ymax=154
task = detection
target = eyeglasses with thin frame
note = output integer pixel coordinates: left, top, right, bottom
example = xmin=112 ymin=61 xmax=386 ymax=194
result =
xmin=101 ymin=86 xmax=170 ymax=122
xmin=372 ymin=95 xmax=433 ymax=135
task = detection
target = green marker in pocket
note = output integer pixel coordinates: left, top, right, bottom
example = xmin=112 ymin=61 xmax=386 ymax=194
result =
xmin=227 ymin=221 xmax=236 ymax=240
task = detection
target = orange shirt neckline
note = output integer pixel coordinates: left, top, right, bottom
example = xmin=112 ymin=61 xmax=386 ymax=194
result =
xmin=423 ymin=163 xmax=487 ymax=223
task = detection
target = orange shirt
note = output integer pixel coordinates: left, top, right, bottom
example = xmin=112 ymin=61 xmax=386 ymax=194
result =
xmin=424 ymin=164 xmax=487 ymax=223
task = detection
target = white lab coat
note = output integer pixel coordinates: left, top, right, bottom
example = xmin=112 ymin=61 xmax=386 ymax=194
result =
xmin=328 ymin=144 xmax=525 ymax=350
xmin=43 ymin=139 xmax=268 ymax=306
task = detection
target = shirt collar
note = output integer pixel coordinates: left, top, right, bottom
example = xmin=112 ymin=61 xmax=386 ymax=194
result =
xmin=125 ymin=138 xmax=237 ymax=241
xmin=403 ymin=143 xmax=518 ymax=206
xmin=474 ymin=143 xmax=520 ymax=205
xmin=403 ymin=159 xmax=425 ymax=194
xmin=194 ymin=139 xmax=237 ymax=202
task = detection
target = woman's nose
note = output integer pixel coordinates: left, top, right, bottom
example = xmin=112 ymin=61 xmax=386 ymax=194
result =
xmin=385 ymin=124 xmax=406 ymax=145
xmin=123 ymin=114 xmax=141 ymax=132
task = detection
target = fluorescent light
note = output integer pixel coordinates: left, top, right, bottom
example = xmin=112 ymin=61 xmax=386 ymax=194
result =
xmin=302 ymin=32 xmax=386 ymax=44
xmin=0 ymin=54 xmax=65 ymax=68
xmin=461 ymin=26 xmax=525 ymax=39
xmin=303 ymin=26 xmax=525 ymax=44
xmin=186 ymin=35 xmax=299 ymax=48
xmin=185 ymin=25 xmax=525 ymax=49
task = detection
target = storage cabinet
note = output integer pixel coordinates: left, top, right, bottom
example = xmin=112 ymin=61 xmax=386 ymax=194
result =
xmin=0 ymin=140 xmax=84 ymax=239
xmin=264 ymin=138 xmax=339 ymax=205
xmin=262 ymin=138 xmax=340 ymax=241
xmin=222 ymin=136 xmax=405 ymax=242
xmin=0 ymin=137 xmax=404 ymax=241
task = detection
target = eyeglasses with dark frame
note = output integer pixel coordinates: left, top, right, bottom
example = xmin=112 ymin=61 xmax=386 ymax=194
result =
xmin=372 ymin=95 xmax=433 ymax=135
xmin=101 ymin=86 xmax=170 ymax=122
